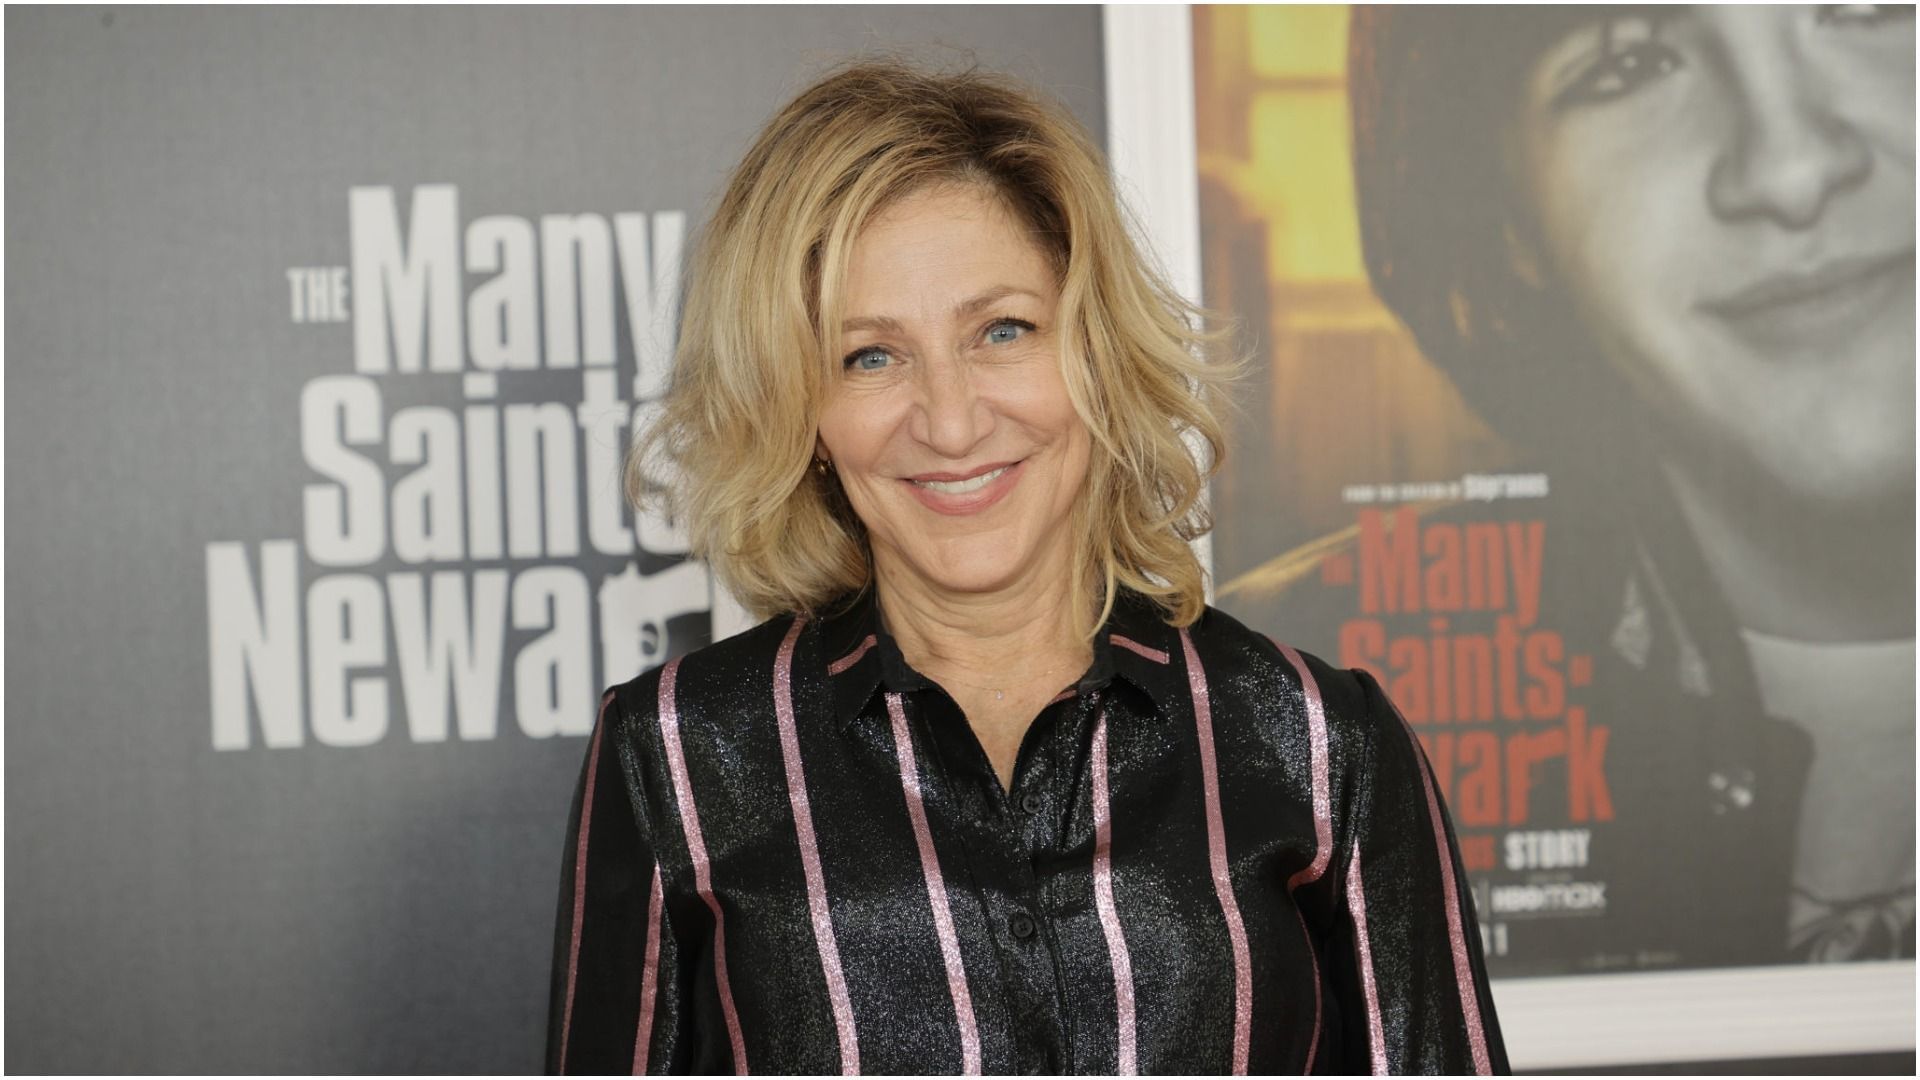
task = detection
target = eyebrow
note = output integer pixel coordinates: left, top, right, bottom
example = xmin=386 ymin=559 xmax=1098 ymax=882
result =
xmin=840 ymin=285 xmax=1044 ymax=335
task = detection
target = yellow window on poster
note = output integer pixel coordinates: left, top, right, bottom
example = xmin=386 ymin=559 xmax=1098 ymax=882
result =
xmin=1247 ymin=5 xmax=1346 ymax=80
xmin=1248 ymin=93 xmax=1363 ymax=284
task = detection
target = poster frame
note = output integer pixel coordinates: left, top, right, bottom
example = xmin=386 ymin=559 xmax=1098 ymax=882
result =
xmin=1099 ymin=3 xmax=1918 ymax=1070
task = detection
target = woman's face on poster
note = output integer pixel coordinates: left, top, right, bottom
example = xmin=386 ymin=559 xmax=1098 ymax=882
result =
xmin=1509 ymin=5 xmax=1914 ymax=508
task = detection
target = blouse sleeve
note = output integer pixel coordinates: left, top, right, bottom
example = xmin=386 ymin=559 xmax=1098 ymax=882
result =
xmin=545 ymin=688 xmax=686 ymax=1074
xmin=1324 ymin=670 xmax=1510 ymax=1075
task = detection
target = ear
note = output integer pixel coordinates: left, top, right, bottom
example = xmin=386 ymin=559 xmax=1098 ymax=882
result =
xmin=813 ymin=434 xmax=831 ymax=465
xmin=1501 ymin=219 xmax=1548 ymax=290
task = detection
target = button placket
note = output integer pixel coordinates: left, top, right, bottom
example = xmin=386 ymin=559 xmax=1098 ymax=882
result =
xmin=1001 ymin=700 xmax=1080 ymax=1072
xmin=919 ymin=682 xmax=1103 ymax=1074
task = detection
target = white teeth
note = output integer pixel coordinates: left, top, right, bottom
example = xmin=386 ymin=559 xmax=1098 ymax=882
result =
xmin=916 ymin=466 xmax=1009 ymax=495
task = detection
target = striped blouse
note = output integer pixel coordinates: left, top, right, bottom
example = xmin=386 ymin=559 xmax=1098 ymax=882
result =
xmin=546 ymin=588 xmax=1508 ymax=1074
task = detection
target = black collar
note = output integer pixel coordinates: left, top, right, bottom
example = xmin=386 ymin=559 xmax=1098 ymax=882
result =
xmin=814 ymin=586 xmax=1188 ymax=728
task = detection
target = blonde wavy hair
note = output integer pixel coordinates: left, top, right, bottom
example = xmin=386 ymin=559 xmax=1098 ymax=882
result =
xmin=629 ymin=59 xmax=1235 ymax=637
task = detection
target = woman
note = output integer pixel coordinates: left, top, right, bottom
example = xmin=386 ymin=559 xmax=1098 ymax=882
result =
xmin=1350 ymin=6 xmax=1914 ymax=966
xmin=548 ymin=60 xmax=1506 ymax=1074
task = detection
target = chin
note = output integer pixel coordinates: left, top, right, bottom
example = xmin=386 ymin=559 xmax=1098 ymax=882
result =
xmin=920 ymin=563 xmax=1035 ymax=597
xmin=903 ymin=539 xmax=1050 ymax=597
xmin=1724 ymin=408 xmax=1912 ymax=518
xmin=1778 ymin=453 xmax=1916 ymax=517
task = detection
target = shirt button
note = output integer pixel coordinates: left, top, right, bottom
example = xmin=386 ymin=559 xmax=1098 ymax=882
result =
xmin=1010 ymin=914 xmax=1038 ymax=940
xmin=1020 ymin=793 xmax=1044 ymax=815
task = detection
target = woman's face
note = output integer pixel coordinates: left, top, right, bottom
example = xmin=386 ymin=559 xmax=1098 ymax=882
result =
xmin=1510 ymin=5 xmax=1914 ymax=507
xmin=816 ymin=183 xmax=1092 ymax=602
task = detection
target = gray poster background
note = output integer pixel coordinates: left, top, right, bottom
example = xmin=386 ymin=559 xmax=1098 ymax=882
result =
xmin=4 ymin=7 xmax=1104 ymax=1072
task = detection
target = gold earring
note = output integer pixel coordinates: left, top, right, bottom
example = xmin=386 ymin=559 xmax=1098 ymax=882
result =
xmin=813 ymin=457 xmax=834 ymax=477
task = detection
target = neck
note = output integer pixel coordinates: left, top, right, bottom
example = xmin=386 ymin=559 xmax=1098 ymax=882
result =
xmin=1659 ymin=461 xmax=1915 ymax=644
xmin=870 ymin=545 xmax=1090 ymax=690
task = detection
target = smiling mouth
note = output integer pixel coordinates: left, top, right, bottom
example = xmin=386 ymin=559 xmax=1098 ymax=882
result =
xmin=901 ymin=459 xmax=1026 ymax=515
xmin=1694 ymin=246 xmax=1914 ymax=354
xmin=911 ymin=465 xmax=1012 ymax=495
xmin=1701 ymin=247 xmax=1915 ymax=317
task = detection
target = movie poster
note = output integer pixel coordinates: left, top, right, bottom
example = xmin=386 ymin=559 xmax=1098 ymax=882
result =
xmin=1194 ymin=6 xmax=1915 ymax=977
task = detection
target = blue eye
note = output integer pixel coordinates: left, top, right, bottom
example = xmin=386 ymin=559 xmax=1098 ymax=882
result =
xmin=985 ymin=318 xmax=1035 ymax=345
xmin=844 ymin=347 xmax=892 ymax=371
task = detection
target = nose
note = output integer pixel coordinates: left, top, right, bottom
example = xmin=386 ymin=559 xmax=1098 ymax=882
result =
xmin=910 ymin=354 xmax=993 ymax=458
xmin=1706 ymin=36 xmax=1872 ymax=229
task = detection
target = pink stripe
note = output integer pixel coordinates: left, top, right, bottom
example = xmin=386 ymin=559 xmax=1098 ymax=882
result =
xmin=1273 ymin=642 xmax=1333 ymax=889
xmin=827 ymin=634 xmax=877 ymax=676
xmin=1346 ymin=848 xmax=1387 ymax=1076
xmin=774 ymin=617 xmax=860 ymax=1074
xmin=1179 ymin=629 xmax=1252 ymax=1074
xmin=1271 ymin=641 xmax=1329 ymax=1072
xmin=632 ymin=863 xmax=664 ymax=1074
xmin=558 ymin=690 xmax=616 ymax=1075
xmin=1110 ymin=633 xmax=1170 ymax=664
xmin=1047 ymin=687 xmax=1078 ymax=706
xmin=1390 ymin=700 xmax=1493 ymax=1074
xmin=1090 ymin=709 xmax=1138 ymax=1075
xmin=656 ymin=659 xmax=750 ymax=1074
xmin=1290 ymin=905 xmax=1322 ymax=1075
xmin=886 ymin=694 xmax=983 ymax=1074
